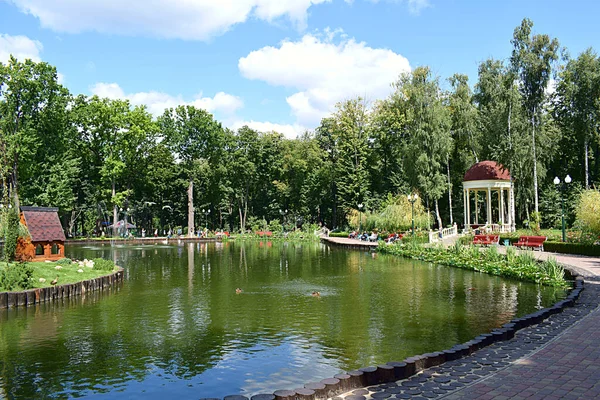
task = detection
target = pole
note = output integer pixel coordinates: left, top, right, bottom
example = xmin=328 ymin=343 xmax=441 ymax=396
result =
xmin=411 ymin=201 xmax=415 ymax=236
xmin=561 ymin=189 xmax=566 ymax=242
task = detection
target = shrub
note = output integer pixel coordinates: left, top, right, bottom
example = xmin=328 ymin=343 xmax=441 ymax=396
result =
xmin=92 ymin=258 xmax=115 ymax=272
xmin=575 ymin=189 xmax=600 ymax=237
xmin=544 ymin=242 xmax=600 ymax=256
xmin=329 ymin=232 xmax=349 ymax=238
xmin=0 ymin=261 xmax=34 ymax=291
xmin=2 ymin=207 xmax=20 ymax=261
xmin=56 ymin=257 xmax=73 ymax=266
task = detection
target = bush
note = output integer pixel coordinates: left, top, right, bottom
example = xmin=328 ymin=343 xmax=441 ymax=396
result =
xmin=2 ymin=207 xmax=20 ymax=261
xmin=576 ymin=189 xmax=600 ymax=238
xmin=544 ymin=242 xmax=600 ymax=256
xmin=56 ymin=257 xmax=73 ymax=266
xmin=92 ymin=258 xmax=115 ymax=272
xmin=0 ymin=261 xmax=34 ymax=291
xmin=329 ymin=232 xmax=349 ymax=238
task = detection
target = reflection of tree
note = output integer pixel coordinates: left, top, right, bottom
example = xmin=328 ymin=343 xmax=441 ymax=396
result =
xmin=0 ymin=242 xmax=566 ymax=397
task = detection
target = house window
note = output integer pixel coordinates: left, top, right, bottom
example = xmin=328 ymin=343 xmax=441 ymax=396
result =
xmin=35 ymin=244 xmax=44 ymax=256
xmin=51 ymin=243 xmax=59 ymax=255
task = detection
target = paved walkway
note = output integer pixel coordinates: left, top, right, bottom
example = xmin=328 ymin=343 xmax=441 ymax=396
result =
xmin=327 ymin=246 xmax=600 ymax=399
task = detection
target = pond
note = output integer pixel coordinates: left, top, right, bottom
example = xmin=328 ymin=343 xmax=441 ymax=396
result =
xmin=0 ymin=241 xmax=567 ymax=398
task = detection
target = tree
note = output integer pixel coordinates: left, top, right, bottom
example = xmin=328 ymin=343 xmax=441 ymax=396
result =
xmin=511 ymin=18 xmax=560 ymax=214
xmin=394 ymin=67 xmax=452 ymax=229
xmin=160 ymin=106 xmax=224 ymax=237
xmin=0 ymin=56 xmax=65 ymax=209
xmin=554 ymin=48 xmax=600 ymax=189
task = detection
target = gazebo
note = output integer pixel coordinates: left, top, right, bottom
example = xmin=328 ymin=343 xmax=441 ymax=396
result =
xmin=462 ymin=161 xmax=515 ymax=233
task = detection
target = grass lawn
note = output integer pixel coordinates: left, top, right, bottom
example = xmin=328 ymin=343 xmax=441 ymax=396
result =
xmin=0 ymin=260 xmax=118 ymax=291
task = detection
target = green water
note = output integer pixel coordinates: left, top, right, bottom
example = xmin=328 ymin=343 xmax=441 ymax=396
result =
xmin=0 ymin=241 xmax=566 ymax=398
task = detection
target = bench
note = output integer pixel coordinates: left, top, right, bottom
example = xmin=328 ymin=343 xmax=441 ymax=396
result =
xmin=472 ymin=234 xmax=499 ymax=246
xmin=515 ymin=236 xmax=547 ymax=251
xmin=255 ymin=231 xmax=273 ymax=237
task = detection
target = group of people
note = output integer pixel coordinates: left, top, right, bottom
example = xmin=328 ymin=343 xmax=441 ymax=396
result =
xmin=348 ymin=231 xmax=403 ymax=243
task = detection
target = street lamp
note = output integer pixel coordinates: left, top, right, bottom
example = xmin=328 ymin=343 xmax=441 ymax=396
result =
xmin=358 ymin=203 xmax=363 ymax=233
xmin=554 ymin=175 xmax=571 ymax=242
xmin=202 ymin=208 xmax=211 ymax=230
xmin=408 ymin=193 xmax=419 ymax=236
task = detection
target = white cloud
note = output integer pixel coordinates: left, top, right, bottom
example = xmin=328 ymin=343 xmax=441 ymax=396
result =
xmin=231 ymin=120 xmax=305 ymax=139
xmin=7 ymin=0 xmax=330 ymax=41
xmin=238 ymin=30 xmax=411 ymax=126
xmin=0 ymin=33 xmax=43 ymax=62
xmin=89 ymin=83 xmax=243 ymax=117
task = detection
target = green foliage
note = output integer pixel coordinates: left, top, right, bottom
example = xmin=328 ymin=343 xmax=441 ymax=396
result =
xmin=0 ymin=261 xmax=34 ymax=291
xmin=378 ymin=242 xmax=568 ymax=287
xmin=575 ymin=190 xmax=600 ymax=236
xmin=2 ymin=206 xmax=19 ymax=261
xmin=92 ymin=258 xmax=115 ymax=272
xmin=329 ymin=231 xmax=349 ymax=238
xmin=56 ymin=258 xmax=73 ymax=266
xmin=544 ymin=242 xmax=600 ymax=256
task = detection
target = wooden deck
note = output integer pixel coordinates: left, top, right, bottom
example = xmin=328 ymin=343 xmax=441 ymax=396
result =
xmin=320 ymin=236 xmax=378 ymax=250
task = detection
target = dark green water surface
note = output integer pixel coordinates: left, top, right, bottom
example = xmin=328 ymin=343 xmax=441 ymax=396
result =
xmin=0 ymin=241 xmax=566 ymax=398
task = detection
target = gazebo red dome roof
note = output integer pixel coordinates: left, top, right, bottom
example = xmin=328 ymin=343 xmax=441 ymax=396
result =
xmin=463 ymin=161 xmax=510 ymax=181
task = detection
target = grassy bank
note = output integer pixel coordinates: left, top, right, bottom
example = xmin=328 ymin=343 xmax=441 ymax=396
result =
xmin=378 ymin=242 xmax=568 ymax=287
xmin=0 ymin=258 xmax=118 ymax=292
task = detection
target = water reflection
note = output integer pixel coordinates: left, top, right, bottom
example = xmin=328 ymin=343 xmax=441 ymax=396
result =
xmin=0 ymin=241 xmax=567 ymax=398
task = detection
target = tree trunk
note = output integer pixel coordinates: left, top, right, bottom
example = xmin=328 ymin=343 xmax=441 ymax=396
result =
xmin=584 ymin=137 xmax=589 ymax=189
xmin=446 ymin=157 xmax=453 ymax=225
xmin=435 ymin=198 xmax=442 ymax=230
xmin=187 ymin=177 xmax=194 ymax=237
xmin=332 ymin=181 xmax=338 ymax=229
xmin=112 ymin=180 xmax=118 ymax=237
xmin=531 ymin=111 xmax=539 ymax=214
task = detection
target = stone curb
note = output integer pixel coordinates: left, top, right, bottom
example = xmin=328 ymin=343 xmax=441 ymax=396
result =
xmin=0 ymin=267 xmax=124 ymax=309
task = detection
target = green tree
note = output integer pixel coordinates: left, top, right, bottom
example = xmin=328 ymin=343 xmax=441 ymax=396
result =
xmin=511 ymin=18 xmax=560 ymax=214
xmin=394 ymin=67 xmax=452 ymax=229
xmin=0 ymin=56 xmax=65 ymax=209
xmin=160 ymin=106 xmax=224 ymax=237
xmin=554 ymin=48 xmax=600 ymax=189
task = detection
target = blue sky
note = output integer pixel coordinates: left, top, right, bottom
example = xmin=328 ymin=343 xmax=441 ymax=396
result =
xmin=1 ymin=0 xmax=599 ymax=138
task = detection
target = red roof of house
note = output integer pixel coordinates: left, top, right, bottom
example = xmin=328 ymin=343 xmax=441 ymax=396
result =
xmin=20 ymin=207 xmax=66 ymax=242
xmin=464 ymin=161 xmax=511 ymax=181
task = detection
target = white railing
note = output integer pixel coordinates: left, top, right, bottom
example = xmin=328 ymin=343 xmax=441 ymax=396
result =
xmin=429 ymin=223 xmax=458 ymax=243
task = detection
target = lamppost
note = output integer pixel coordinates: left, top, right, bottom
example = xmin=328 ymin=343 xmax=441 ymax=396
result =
xmin=553 ymin=175 xmax=571 ymax=242
xmin=202 ymin=208 xmax=211 ymax=230
xmin=358 ymin=203 xmax=363 ymax=233
xmin=408 ymin=193 xmax=419 ymax=236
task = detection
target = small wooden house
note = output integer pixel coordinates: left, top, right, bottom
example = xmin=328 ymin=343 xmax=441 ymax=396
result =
xmin=20 ymin=206 xmax=66 ymax=261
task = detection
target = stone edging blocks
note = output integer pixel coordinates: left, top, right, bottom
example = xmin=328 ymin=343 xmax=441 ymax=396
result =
xmin=0 ymin=267 xmax=124 ymax=309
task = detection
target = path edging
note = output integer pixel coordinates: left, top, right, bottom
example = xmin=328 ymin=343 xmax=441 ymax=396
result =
xmin=0 ymin=266 xmax=125 ymax=309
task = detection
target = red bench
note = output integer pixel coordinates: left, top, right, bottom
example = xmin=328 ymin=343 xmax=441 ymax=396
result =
xmin=515 ymin=236 xmax=546 ymax=251
xmin=255 ymin=231 xmax=273 ymax=237
xmin=472 ymin=234 xmax=499 ymax=246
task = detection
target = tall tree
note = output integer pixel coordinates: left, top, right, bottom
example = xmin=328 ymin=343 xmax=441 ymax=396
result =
xmin=160 ymin=106 xmax=224 ymax=237
xmin=0 ymin=56 xmax=64 ymax=209
xmin=554 ymin=48 xmax=600 ymax=189
xmin=395 ymin=67 xmax=452 ymax=228
xmin=511 ymin=18 xmax=560 ymax=213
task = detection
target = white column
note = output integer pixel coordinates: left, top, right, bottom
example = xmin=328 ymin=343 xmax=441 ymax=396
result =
xmin=474 ymin=190 xmax=478 ymax=225
xmin=463 ymin=189 xmax=467 ymax=229
xmin=500 ymin=188 xmax=505 ymax=226
xmin=466 ymin=189 xmax=471 ymax=227
xmin=486 ymin=187 xmax=492 ymax=224
xmin=510 ymin=184 xmax=516 ymax=232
